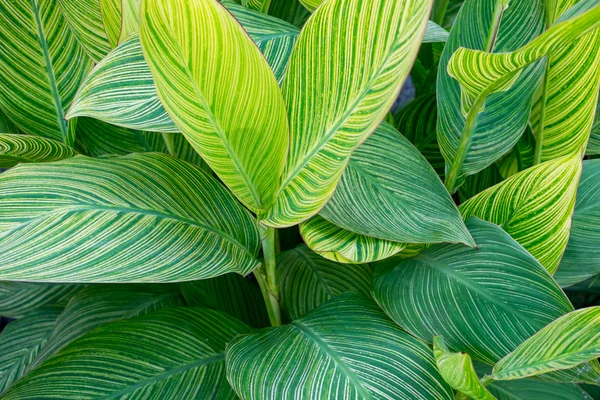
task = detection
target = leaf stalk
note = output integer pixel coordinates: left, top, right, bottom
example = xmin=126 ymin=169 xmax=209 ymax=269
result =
xmin=255 ymin=225 xmax=282 ymax=326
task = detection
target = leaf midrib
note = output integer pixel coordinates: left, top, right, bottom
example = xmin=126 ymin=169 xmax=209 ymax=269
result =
xmin=291 ymin=248 xmax=334 ymax=297
xmin=98 ymin=353 xmax=225 ymax=399
xmin=291 ymin=321 xmax=374 ymax=399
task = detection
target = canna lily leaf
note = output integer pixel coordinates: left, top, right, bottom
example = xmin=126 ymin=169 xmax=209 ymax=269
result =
xmin=437 ymin=0 xmax=546 ymax=192
xmin=319 ymin=122 xmax=474 ymax=246
xmin=585 ymin=99 xmax=600 ymax=156
xmin=555 ymin=160 xmax=600 ymax=287
xmin=181 ymin=274 xmax=270 ymax=328
xmin=100 ymin=0 xmax=142 ymax=46
xmin=140 ymin=0 xmax=289 ymax=213
xmin=424 ymin=21 xmax=450 ymax=43
xmin=267 ymin=0 xmax=311 ymax=27
xmin=491 ymin=307 xmax=600 ymax=381
xmin=0 ymin=134 xmax=77 ymax=168
xmin=0 ymin=306 xmax=63 ymax=393
xmin=28 ymin=285 xmax=184 ymax=371
xmin=495 ymin=127 xmax=535 ymax=179
xmin=300 ymin=215 xmax=418 ymax=264
xmin=0 ymin=283 xmax=82 ymax=319
xmin=0 ymin=110 xmax=19 ymax=134
xmin=0 ymin=153 xmax=261 ymax=282
xmin=0 ymin=307 xmax=250 ymax=399
xmin=262 ymin=0 xmax=433 ymax=227
xmin=448 ymin=0 xmax=600 ymax=167
xmin=276 ymin=244 xmax=372 ymax=320
xmin=433 ymin=336 xmax=495 ymax=400
xmin=459 ymin=156 xmax=581 ymax=274
xmin=0 ymin=0 xmax=92 ymax=145
xmin=226 ymin=292 xmax=454 ymax=400
xmin=458 ymin=163 xmax=503 ymax=203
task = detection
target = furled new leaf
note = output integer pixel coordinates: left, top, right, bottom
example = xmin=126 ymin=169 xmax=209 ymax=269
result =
xmin=0 ymin=153 xmax=261 ymax=282
xmin=491 ymin=307 xmax=600 ymax=381
xmin=555 ymin=160 xmax=600 ymax=287
xmin=262 ymin=0 xmax=433 ymax=226
xmin=300 ymin=215 xmax=417 ymax=264
xmin=437 ymin=0 xmax=546 ymax=192
xmin=0 ymin=0 xmax=92 ymax=145
xmin=276 ymin=244 xmax=372 ymax=319
xmin=0 ymin=307 xmax=250 ymax=399
xmin=433 ymin=336 xmax=495 ymax=400
xmin=226 ymin=293 xmax=453 ymax=400
xmin=140 ymin=0 xmax=289 ymax=213
xmin=0 ymin=306 xmax=63 ymax=393
xmin=459 ymin=156 xmax=581 ymax=274
xmin=0 ymin=283 xmax=82 ymax=319
xmin=319 ymin=122 xmax=473 ymax=245
xmin=0 ymin=134 xmax=76 ymax=168
xmin=181 ymin=274 xmax=270 ymax=328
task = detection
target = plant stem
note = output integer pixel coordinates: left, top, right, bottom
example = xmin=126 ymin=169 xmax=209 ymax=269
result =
xmin=255 ymin=225 xmax=281 ymax=326
xmin=480 ymin=375 xmax=494 ymax=387
xmin=161 ymin=133 xmax=176 ymax=157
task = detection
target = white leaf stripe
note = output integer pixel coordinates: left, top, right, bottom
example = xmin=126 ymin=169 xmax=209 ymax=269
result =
xmin=0 ymin=153 xmax=261 ymax=283
xmin=1 ymin=307 xmax=250 ymax=399
xmin=0 ymin=0 xmax=92 ymax=144
xmin=262 ymin=0 xmax=433 ymax=226
xmin=0 ymin=134 xmax=77 ymax=168
xmin=0 ymin=282 xmax=82 ymax=319
xmin=226 ymin=293 xmax=454 ymax=400
xmin=140 ymin=0 xmax=289 ymax=213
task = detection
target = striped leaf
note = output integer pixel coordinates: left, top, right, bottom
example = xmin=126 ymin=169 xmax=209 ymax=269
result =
xmin=277 ymin=244 xmax=372 ymax=320
xmin=226 ymin=292 xmax=454 ymax=400
xmin=0 ymin=307 xmax=250 ymax=399
xmin=140 ymin=0 xmax=289 ymax=213
xmin=0 ymin=110 xmax=19 ymax=134
xmin=262 ymin=0 xmax=433 ymax=227
xmin=181 ymin=274 xmax=270 ymax=328
xmin=319 ymin=122 xmax=473 ymax=246
xmin=437 ymin=0 xmax=546 ymax=192
xmin=491 ymin=307 xmax=600 ymax=381
xmin=298 ymin=0 xmax=320 ymax=12
xmin=68 ymin=5 xmax=300 ymax=133
xmin=0 ymin=134 xmax=76 ymax=168
xmin=0 ymin=306 xmax=63 ymax=394
xmin=585 ymin=99 xmax=600 ymax=156
xmin=100 ymin=0 xmax=122 ymax=46
xmin=0 ymin=153 xmax=261 ymax=282
xmin=424 ymin=21 xmax=450 ymax=43
xmin=496 ymin=127 xmax=535 ymax=179
xmin=267 ymin=0 xmax=310 ymax=27
xmin=433 ymin=336 xmax=495 ymax=400
xmin=29 ymin=285 xmax=184 ymax=372
xmin=0 ymin=282 xmax=82 ymax=319
xmin=300 ymin=215 xmax=417 ymax=264
xmin=56 ymin=0 xmax=112 ymax=61
xmin=555 ymin=160 xmax=600 ymax=287
xmin=458 ymin=163 xmax=503 ymax=203
xmin=459 ymin=156 xmax=582 ymax=274
xmin=529 ymin=2 xmax=600 ymax=163
xmin=372 ymin=218 xmax=574 ymax=365
xmin=394 ymin=93 xmax=445 ymax=177
xmin=447 ymin=1 xmax=600 ymax=169
xmin=0 ymin=0 xmax=92 ymax=145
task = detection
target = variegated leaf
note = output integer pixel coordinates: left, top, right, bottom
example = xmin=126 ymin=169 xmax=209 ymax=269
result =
xmin=0 ymin=283 xmax=82 ymax=319
xmin=0 ymin=134 xmax=76 ymax=168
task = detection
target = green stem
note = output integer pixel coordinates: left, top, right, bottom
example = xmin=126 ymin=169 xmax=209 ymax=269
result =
xmin=255 ymin=225 xmax=281 ymax=326
xmin=480 ymin=375 xmax=494 ymax=387
xmin=161 ymin=133 xmax=176 ymax=157
xmin=432 ymin=0 xmax=450 ymax=26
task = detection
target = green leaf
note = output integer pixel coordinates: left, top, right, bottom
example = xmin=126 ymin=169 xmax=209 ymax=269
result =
xmin=0 ymin=134 xmax=77 ymax=168
xmin=459 ymin=156 xmax=581 ymax=274
xmin=433 ymin=336 xmax=495 ymax=400
xmin=319 ymin=122 xmax=473 ymax=246
xmin=555 ymin=160 xmax=600 ymax=287
xmin=437 ymin=0 xmax=546 ymax=192
xmin=0 ymin=153 xmax=261 ymax=282
xmin=585 ymin=99 xmax=600 ymax=156
xmin=491 ymin=307 xmax=600 ymax=381
xmin=496 ymin=127 xmax=535 ymax=179
xmin=424 ymin=21 xmax=450 ymax=43
xmin=458 ymin=163 xmax=503 ymax=203
xmin=262 ymin=0 xmax=433 ymax=227
xmin=298 ymin=0 xmax=320 ymax=12
xmin=56 ymin=0 xmax=112 ymax=61
xmin=447 ymin=1 xmax=600 ymax=167
xmin=0 ymin=307 xmax=250 ymax=399
xmin=372 ymin=218 xmax=574 ymax=366
xmin=140 ymin=0 xmax=289 ymax=213
xmin=0 ymin=110 xmax=19 ymax=134
xmin=267 ymin=0 xmax=310 ymax=27
xmin=99 ymin=0 xmax=122 ymax=47
xmin=0 ymin=282 xmax=82 ymax=319
xmin=226 ymin=292 xmax=454 ymax=400
xmin=181 ymin=274 xmax=270 ymax=328
xmin=276 ymin=244 xmax=372 ymax=320
xmin=0 ymin=0 xmax=92 ymax=145
xmin=30 ymin=285 xmax=184 ymax=371
xmin=0 ymin=306 xmax=63 ymax=393
xmin=300 ymin=215 xmax=420 ymax=264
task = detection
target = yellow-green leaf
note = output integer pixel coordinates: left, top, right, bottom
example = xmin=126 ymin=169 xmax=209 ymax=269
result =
xmin=0 ymin=134 xmax=77 ymax=168
xmin=262 ymin=0 xmax=433 ymax=226
xmin=140 ymin=0 xmax=289 ymax=213
xmin=459 ymin=156 xmax=582 ymax=274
